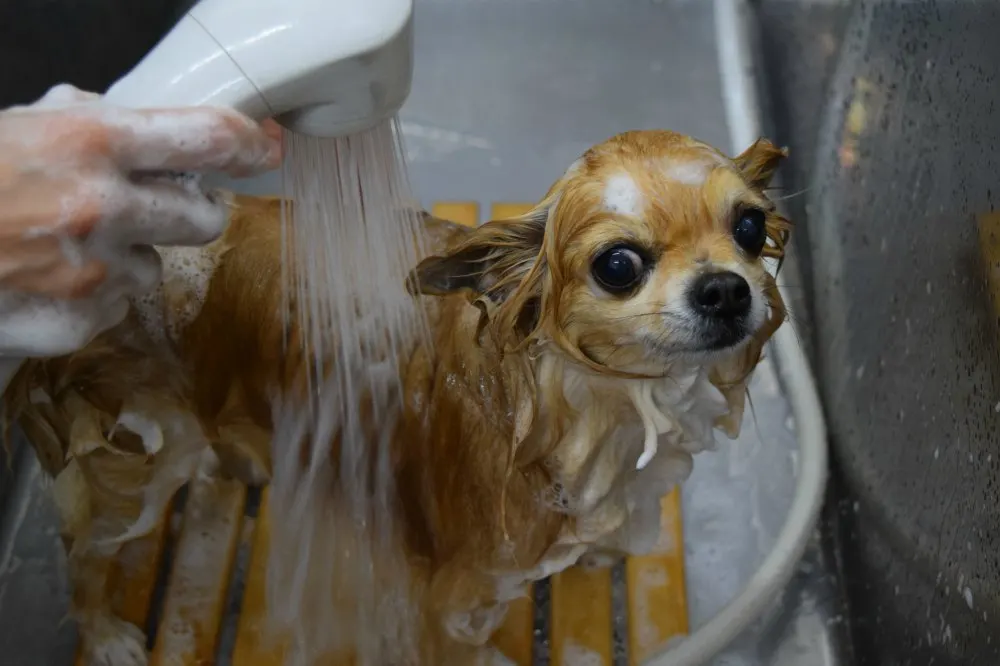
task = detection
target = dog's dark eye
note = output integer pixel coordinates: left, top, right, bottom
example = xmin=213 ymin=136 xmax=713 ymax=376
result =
xmin=591 ymin=245 xmax=644 ymax=293
xmin=733 ymin=207 xmax=768 ymax=256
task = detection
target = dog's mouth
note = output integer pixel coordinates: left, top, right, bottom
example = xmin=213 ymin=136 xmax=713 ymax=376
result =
xmin=694 ymin=318 xmax=751 ymax=351
xmin=640 ymin=313 xmax=754 ymax=358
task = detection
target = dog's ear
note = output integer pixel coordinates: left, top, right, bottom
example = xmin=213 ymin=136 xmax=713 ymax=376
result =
xmin=407 ymin=205 xmax=548 ymax=300
xmin=733 ymin=138 xmax=788 ymax=190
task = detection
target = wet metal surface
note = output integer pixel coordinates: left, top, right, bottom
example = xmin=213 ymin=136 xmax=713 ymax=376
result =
xmin=0 ymin=448 xmax=78 ymax=664
xmin=0 ymin=0 xmax=848 ymax=664
xmin=757 ymin=0 xmax=1000 ymax=663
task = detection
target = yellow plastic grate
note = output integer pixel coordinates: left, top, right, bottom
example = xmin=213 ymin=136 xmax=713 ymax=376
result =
xmin=550 ymin=564 xmax=614 ymax=665
xmin=70 ymin=201 xmax=689 ymax=666
xmin=232 ymin=488 xmax=286 ymax=665
xmin=150 ymin=478 xmax=246 ymax=665
xmin=626 ymin=492 xmax=688 ymax=665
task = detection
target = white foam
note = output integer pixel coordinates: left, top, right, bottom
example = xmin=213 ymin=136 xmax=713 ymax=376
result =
xmin=560 ymin=641 xmax=605 ymax=666
xmin=132 ymin=244 xmax=222 ymax=344
xmin=0 ymin=289 xmax=131 ymax=358
xmin=114 ymin=410 xmax=164 ymax=455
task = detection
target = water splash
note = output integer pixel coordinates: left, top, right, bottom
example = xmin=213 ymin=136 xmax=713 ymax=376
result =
xmin=266 ymin=118 xmax=428 ymax=665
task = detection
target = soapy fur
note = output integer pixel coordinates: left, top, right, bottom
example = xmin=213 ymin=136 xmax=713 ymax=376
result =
xmin=2 ymin=130 xmax=789 ymax=664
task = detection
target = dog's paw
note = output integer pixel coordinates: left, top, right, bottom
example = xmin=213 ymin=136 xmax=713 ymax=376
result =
xmin=80 ymin=614 xmax=148 ymax=666
xmin=444 ymin=603 xmax=509 ymax=646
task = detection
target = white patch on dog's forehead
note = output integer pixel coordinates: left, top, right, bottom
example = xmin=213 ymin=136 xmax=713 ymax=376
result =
xmin=603 ymin=172 xmax=644 ymax=216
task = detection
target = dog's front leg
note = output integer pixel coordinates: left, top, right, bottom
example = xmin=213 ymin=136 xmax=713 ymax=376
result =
xmin=428 ymin=562 xmax=511 ymax=647
xmin=69 ymin=544 xmax=149 ymax=666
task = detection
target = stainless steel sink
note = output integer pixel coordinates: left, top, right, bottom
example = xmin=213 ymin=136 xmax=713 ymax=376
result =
xmin=754 ymin=0 xmax=1000 ymax=663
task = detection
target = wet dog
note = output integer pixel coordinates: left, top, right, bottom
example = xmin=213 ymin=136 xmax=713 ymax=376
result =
xmin=3 ymin=129 xmax=789 ymax=664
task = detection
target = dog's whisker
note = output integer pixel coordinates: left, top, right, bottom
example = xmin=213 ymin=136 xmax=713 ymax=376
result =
xmin=604 ymin=311 xmax=688 ymax=324
xmin=769 ymin=186 xmax=812 ymax=203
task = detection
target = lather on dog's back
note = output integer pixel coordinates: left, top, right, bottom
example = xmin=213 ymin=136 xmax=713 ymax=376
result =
xmin=3 ymin=129 xmax=790 ymax=665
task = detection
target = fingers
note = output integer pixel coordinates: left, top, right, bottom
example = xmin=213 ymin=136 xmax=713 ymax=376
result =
xmin=0 ymin=202 xmax=164 ymax=301
xmin=104 ymin=106 xmax=282 ymax=176
xmin=106 ymin=177 xmax=230 ymax=247
xmin=11 ymin=295 xmax=129 ymax=357
xmin=0 ymin=254 xmax=107 ymax=301
xmin=48 ymin=261 xmax=109 ymax=300
xmin=0 ymin=173 xmax=102 ymax=240
xmin=260 ymin=118 xmax=285 ymax=161
xmin=0 ymin=89 xmax=273 ymax=321
xmin=0 ymin=298 xmax=93 ymax=357
xmin=26 ymin=172 xmax=229 ymax=248
xmin=5 ymin=88 xmax=282 ymax=177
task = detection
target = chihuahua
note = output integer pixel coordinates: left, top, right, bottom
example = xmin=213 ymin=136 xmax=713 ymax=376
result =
xmin=3 ymin=129 xmax=788 ymax=665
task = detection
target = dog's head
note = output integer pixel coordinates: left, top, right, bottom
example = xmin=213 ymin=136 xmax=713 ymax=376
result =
xmin=410 ymin=130 xmax=789 ymax=394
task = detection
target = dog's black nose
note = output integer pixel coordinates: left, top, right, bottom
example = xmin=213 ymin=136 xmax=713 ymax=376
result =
xmin=689 ymin=271 xmax=752 ymax=319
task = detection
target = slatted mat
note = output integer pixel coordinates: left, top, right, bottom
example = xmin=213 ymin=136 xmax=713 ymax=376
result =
xmin=151 ymin=478 xmax=246 ymax=665
xmin=69 ymin=201 xmax=688 ymax=666
xmin=231 ymin=488 xmax=284 ymax=665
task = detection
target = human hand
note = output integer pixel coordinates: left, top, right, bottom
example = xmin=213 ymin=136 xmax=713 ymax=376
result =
xmin=0 ymin=83 xmax=282 ymax=357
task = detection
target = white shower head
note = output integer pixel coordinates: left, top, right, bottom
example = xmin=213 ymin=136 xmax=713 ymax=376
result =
xmin=105 ymin=0 xmax=414 ymax=137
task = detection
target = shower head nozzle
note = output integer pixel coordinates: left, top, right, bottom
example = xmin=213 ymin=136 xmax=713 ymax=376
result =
xmin=105 ymin=0 xmax=414 ymax=138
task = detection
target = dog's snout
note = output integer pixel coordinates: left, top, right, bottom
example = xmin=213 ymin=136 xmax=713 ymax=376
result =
xmin=689 ymin=271 xmax=752 ymax=319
